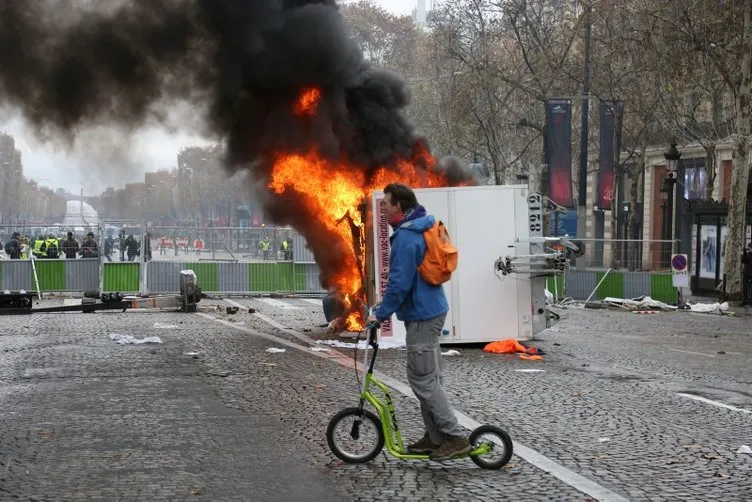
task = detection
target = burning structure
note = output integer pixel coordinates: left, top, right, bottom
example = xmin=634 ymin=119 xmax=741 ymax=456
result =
xmin=0 ymin=0 xmax=472 ymax=329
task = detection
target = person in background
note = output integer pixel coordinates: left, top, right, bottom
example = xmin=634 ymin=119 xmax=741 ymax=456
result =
xmin=104 ymin=234 xmax=115 ymax=262
xmin=741 ymin=241 xmax=752 ymax=306
xmin=79 ymin=232 xmax=99 ymax=258
xmin=4 ymin=232 xmax=22 ymax=259
xmin=61 ymin=231 xmax=79 ymax=259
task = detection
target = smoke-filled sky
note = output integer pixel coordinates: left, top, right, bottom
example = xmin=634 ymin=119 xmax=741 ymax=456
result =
xmin=2 ymin=0 xmax=418 ymax=194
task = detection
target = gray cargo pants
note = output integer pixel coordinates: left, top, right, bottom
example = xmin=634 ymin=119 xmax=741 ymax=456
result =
xmin=405 ymin=312 xmax=463 ymax=444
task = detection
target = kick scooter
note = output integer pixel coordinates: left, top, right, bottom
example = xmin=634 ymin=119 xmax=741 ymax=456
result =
xmin=326 ymin=322 xmax=513 ymax=469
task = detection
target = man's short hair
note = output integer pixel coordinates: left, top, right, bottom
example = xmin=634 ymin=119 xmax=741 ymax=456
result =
xmin=383 ymin=183 xmax=418 ymax=211
xmin=67 ymin=231 xmax=73 ymax=237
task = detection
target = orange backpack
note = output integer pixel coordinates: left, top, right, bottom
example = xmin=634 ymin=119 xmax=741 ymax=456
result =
xmin=418 ymin=221 xmax=458 ymax=285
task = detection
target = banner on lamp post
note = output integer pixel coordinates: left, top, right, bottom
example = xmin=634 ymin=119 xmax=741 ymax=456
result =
xmin=597 ymin=101 xmax=624 ymax=211
xmin=544 ymin=99 xmax=574 ymax=208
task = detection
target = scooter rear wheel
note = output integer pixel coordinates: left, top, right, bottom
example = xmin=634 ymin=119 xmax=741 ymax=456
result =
xmin=469 ymin=425 xmax=513 ymax=470
xmin=327 ymin=407 xmax=385 ymax=464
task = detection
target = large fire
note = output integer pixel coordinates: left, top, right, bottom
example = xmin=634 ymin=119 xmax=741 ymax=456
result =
xmin=269 ymin=87 xmax=451 ymax=331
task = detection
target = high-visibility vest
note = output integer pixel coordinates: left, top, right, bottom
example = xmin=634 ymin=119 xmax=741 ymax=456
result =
xmin=45 ymin=238 xmax=59 ymax=257
xmin=32 ymin=239 xmax=45 ymax=256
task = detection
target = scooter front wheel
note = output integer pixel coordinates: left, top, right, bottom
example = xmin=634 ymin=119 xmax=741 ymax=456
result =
xmin=326 ymin=407 xmax=385 ymax=464
xmin=469 ymin=425 xmax=513 ymax=470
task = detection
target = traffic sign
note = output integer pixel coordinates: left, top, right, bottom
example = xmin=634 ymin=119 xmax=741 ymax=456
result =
xmin=671 ymin=254 xmax=687 ymax=272
xmin=671 ymin=253 xmax=689 ymax=288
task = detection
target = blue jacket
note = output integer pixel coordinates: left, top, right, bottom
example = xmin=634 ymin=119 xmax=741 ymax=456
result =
xmin=374 ymin=208 xmax=449 ymax=323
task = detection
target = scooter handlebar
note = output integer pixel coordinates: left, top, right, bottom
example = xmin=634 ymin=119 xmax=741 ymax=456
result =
xmin=365 ymin=321 xmax=380 ymax=345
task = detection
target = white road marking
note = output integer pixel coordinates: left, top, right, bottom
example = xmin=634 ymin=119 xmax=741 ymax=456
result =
xmin=676 ymin=393 xmax=752 ymax=414
xmin=301 ymin=298 xmax=323 ymax=306
xmin=257 ymin=298 xmax=302 ymax=310
xmin=202 ymin=311 xmax=628 ymax=502
xmin=668 ymin=349 xmax=716 ymax=358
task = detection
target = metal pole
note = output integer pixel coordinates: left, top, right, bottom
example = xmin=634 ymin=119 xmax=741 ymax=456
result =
xmin=668 ymin=181 xmax=675 ymax=256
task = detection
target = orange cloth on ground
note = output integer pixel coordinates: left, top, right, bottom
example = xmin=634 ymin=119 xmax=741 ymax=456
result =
xmin=483 ymin=339 xmax=542 ymax=360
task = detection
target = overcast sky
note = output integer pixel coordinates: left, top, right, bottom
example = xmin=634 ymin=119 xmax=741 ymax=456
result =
xmin=4 ymin=0 xmax=419 ymax=195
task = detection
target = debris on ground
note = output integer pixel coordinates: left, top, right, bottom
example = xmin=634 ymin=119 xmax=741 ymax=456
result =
xmin=109 ymin=334 xmax=163 ymax=345
xmin=737 ymin=445 xmax=752 ymax=454
xmin=601 ymin=296 xmax=676 ymax=312
xmin=684 ymin=301 xmax=730 ymax=315
xmin=315 ymin=339 xmax=406 ymax=350
xmin=153 ymin=322 xmax=178 ymax=329
xmin=226 ymin=306 xmax=239 ymax=314
xmin=441 ymin=350 xmax=461 ymax=356
xmin=483 ymin=339 xmax=543 ymax=360
xmin=266 ymin=347 xmax=286 ymax=353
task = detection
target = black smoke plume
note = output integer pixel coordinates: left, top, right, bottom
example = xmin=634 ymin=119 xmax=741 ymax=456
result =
xmin=0 ymin=0 xmax=471 ymax=290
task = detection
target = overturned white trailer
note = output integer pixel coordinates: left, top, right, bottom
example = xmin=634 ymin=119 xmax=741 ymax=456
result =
xmin=370 ymin=185 xmax=577 ymax=345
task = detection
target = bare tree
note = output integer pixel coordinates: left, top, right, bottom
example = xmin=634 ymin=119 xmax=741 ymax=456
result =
xmin=651 ymin=0 xmax=749 ymax=297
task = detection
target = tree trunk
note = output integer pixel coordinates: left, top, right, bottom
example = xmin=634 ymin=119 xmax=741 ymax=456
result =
xmin=721 ymin=0 xmax=752 ymax=299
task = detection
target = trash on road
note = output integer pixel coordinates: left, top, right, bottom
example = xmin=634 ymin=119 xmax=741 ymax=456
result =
xmin=737 ymin=445 xmax=752 ymax=454
xmin=483 ymin=338 xmax=543 ymax=360
xmin=184 ymin=351 xmax=200 ymax=356
xmin=109 ymin=334 xmax=163 ymax=345
xmin=266 ymin=347 xmax=286 ymax=353
xmin=310 ymin=347 xmax=331 ymax=352
xmin=315 ymin=339 xmax=406 ymax=350
xmin=153 ymin=322 xmax=178 ymax=329
xmin=441 ymin=349 xmax=461 ymax=356
xmin=602 ymin=296 xmax=676 ymax=312
xmin=686 ymin=301 xmax=730 ymax=315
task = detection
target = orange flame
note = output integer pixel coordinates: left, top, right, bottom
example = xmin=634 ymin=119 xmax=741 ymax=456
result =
xmin=294 ymin=88 xmax=321 ymax=116
xmin=270 ymin=88 xmax=451 ymax=331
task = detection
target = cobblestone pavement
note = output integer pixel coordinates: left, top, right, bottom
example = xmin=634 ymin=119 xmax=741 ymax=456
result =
xmin=0 ymin=302 xmax=589 ymax=501
xmin=218 ymin=297 xmax=752 ymax=501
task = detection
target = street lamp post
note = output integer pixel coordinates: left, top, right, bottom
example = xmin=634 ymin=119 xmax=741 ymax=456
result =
xmin=663 ymin=141 xmax=681 ymax=262
xmin=660 ymin=187 xmax=669 ymax=266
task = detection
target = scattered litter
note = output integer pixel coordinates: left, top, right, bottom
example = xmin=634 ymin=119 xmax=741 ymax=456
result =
xmin=598 ymin=437 xmax=610 ymax=443
xmin=266 ymin=348 xmax=286 ymax=353
xmin=249 ymin=308 xmax=257 ymax=314
xmin=310 ymin=347 xmax=331 ymax=352
xmin=602 ymin=296 xmax=676 ymax=312
xmin=544 ymin=288 xmax=554 ymax=305
xmin=442 ymin=350 xmax=461 ymax=356
xmin=632 ymin=310 xmax=659 ymax=314
xmin=184 ymin=352 xmax=200 ymax=356
xmin=315 ymin=339 xmax=406 ymax=350
xmin=686 ymin=301 xmax=730 ymax=315
xmin=483 ymin=339 xmax=543 ymax=360
xmin=737 ymin=445 xmax=752 ymax=454
xmin=701 ymin=453 xmax=720 ymax=460
xmin=226 ymin=306 xmax=239 ymax=315
xmin=153 ymin=322 xmax=178 ymax=329
xmin=515 ymin=369 xmax=545 ymax=373
xmin=109 ymin=334 xmax=163 ymax=345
